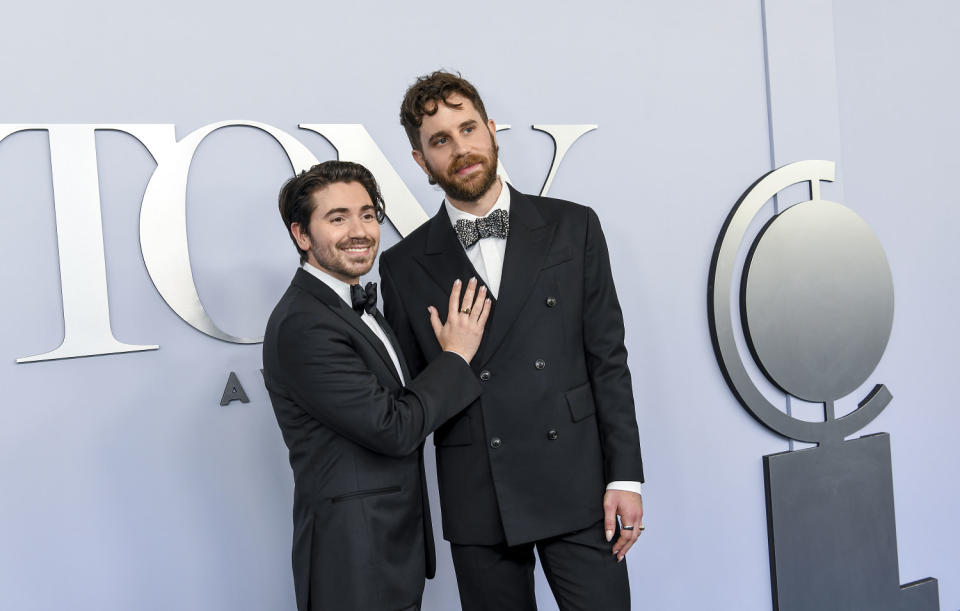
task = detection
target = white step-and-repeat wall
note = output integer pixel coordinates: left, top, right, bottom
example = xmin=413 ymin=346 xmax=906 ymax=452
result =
xmin=1 ymin=1 xmax=956 ymax=609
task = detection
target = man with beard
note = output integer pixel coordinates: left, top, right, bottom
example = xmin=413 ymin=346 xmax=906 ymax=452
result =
xmin=263 ymin=160 xmax=492 ymax=611
xmin=379 ymin=72 xmax=645 ymax=610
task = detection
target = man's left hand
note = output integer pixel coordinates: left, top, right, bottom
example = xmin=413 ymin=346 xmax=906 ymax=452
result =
xmin=603 ymin=490 xmax=644 ymax=562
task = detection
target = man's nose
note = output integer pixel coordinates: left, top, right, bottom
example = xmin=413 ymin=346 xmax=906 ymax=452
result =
xmin=452 ymin=135 xmax=470 ymax=156
xmin=347 ymin=216 xmax=368 ymax=237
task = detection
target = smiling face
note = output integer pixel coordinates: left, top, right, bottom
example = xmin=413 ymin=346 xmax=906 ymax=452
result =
xmin=412 ymin=93 xmax=500 ymax=213
xmin=290 ymin=180 xmax=380 ymax=284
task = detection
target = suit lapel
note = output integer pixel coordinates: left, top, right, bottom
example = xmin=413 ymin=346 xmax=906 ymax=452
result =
xmin=476 ymin=186 xmax=556 ymax=364
xmin=414 ymin=204 xmax=491 ymax=309
xmin=291 ymin=268 xmax=403 ymax=385
xmin=373 ymin=309 xmax=410 ymax=383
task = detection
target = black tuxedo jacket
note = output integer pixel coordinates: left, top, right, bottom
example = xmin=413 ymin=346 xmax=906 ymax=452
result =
xmin=380 ymin=185 xmax=645 ymax=547
xmin=262 ymin=268 xmax=481 ymax=610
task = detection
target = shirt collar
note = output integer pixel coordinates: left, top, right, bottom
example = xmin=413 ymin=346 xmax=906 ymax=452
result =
xmin=301 ymin=261 xmax=356 ymax=307
xmin=444 ymin=179 xmax=511 ymax=226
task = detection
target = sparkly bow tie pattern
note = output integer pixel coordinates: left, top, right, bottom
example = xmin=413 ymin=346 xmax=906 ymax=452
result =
xmin=455 ymin=209 xmax=510 ymax=248
xmin=350 ymin=282 xmax=378 ymax=315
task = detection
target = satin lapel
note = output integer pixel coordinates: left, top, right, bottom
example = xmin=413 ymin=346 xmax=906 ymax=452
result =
xmin=291 ymin=268 xmax=402 ymax=385
xmin=476 ymin=187 xmax=556 ymax=365
xmin=373 ymin=309 xmax=410 ymax=383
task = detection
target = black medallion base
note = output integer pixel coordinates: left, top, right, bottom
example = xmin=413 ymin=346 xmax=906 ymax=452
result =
xmin=763 ymin=433 xmax=939 ymax=611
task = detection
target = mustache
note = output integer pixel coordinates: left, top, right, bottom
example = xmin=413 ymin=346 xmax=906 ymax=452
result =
xmin=338 ymin=238 xmax=376 ymax=248
xmin=450 ymin=154 xmax=488 ymax=174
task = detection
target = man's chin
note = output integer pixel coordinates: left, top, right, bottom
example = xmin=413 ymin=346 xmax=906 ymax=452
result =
xmin=316 ymin=257 xmax=376 ymax=283
xmin=445 ymin=168 xmax=498 ymax=202
xmin=443 ymin=179 xmax=492 ymax=202
xmin=352 ymin=258 xmax=377 ymax=277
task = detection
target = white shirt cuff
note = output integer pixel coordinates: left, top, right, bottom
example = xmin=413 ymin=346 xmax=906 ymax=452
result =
xmin=606 ymin=481 xmax=642 ymax=495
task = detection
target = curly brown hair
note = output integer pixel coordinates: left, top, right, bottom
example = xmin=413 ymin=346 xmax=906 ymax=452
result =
xmin=399 ymin=70 xmax=489 ymax=152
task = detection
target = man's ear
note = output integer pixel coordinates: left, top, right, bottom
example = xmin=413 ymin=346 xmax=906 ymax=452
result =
xmin=488 ymin=119 xmax=497 ymax=146
xmin=412 ymin=149 xmax=431 ymax=178
xmin=290 ymin=222 xmax=311 ymax=252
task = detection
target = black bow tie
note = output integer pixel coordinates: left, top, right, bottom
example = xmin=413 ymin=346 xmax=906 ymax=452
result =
xmin=350 ymin=282 xmax=378 ymax=315
xmin=455 ymin=209 xmax=510 ymax=248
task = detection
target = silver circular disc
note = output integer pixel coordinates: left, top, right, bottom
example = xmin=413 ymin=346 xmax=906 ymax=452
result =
xmin=743 ymin=200 xmax=894 ymax=403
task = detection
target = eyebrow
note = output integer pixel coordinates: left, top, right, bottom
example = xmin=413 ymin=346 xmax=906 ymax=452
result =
xmin=428 ymin=119 xmax=478 ymax=143
xmin=322 ymin=204 xmax=375 ymax=218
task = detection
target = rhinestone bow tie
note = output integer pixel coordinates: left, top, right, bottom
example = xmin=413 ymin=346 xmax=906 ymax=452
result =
xmin=455 ymin=209 xmax=510 ymax=248
xmin=350 ymin=282 xmax=378 ymax=315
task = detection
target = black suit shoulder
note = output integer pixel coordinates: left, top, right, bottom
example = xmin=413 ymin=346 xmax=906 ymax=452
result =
xmin=520 ymin=190 xmax=607 ymax=229
xmin=382 ymin=213 xmax=431 ymax=261
xmin=517 ymin=190 xmax=584 ymax=209
xmin=266 ymin=285 xmax=342 ymax=348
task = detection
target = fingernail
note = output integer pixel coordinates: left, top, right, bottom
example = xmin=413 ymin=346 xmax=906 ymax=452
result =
xmin=455 ymin=279 xmax=461 ymax=286
xmin=617 ymin=555 xmax=624 ymax=563
xmin=606 ymin=530 xmax=613 ymax=542
xmin=480 ymin=286 xmax=486 ymax=292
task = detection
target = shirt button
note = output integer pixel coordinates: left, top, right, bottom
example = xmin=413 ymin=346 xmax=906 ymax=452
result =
xmin=546 ymin=297 xmax=558 ymax=308
xmin=547 ymin=429 xmax=559 ymax=441
xmin=480 ymin=370 xmax=491 ymax=381
xmin=490 ymin=437 xmax=502 ymax=449
xmin=534 ymin=359 xmax=545 ymax=370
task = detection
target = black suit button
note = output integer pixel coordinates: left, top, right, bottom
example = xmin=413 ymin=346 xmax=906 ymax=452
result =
xmin=480 ymin=370 xmax=491 ymax=381
xmin=490 ymin=437 xmax=502 ymax=449
xmin=546 ymin=297 xmax=558 ymax=308
xmin=534 ymin=359 xmax=545 ymax=370
xmin=547 ymin=429 xmax=559 ymax=441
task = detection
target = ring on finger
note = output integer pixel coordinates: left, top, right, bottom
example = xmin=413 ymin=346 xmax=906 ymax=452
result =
xmin=621 ymin=525 xmax=634 ymax=531
xmin=460 ymin=307 xmax=471 ymax=314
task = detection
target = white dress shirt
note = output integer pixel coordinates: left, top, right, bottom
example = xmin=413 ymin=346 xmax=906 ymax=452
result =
xmin=444 ymin=183 xmax=510 ymax=298
xmin=444 ymin=181 xmax=641 ymax=496
xmin=302 ymin=262 xmax=405 ymax=385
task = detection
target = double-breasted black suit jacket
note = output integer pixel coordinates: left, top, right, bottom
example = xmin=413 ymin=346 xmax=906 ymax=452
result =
xmin=262 ymin=268 xmax=481 ymax=610
xmin=380 ymin=185 xmax=644 ymax=547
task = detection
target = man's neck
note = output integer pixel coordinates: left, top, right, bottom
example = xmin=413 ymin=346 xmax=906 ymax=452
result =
xmin=445 ymin=178 xmax=503 ymax=218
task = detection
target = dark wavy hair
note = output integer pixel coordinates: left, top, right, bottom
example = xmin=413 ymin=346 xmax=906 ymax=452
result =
xmin=400 ymin=70 xmax=489 ymax=152
xmin=277 ymin=160 xmax=385 ymax=264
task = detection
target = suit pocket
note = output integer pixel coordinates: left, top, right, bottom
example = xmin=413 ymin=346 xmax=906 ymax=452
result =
xmin=565 ymin=382 xmax=597 ymax=422
xmin=434 ymin=414 xmax=473 ymax=447
xmin=541 ymin=245 xmax=573 ymax=269
xmin=330 ymin=486 xmax=402 ymax=503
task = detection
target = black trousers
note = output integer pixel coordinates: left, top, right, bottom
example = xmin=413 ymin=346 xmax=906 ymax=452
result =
xmin=450 ymin=520 xmax=631 ymax=611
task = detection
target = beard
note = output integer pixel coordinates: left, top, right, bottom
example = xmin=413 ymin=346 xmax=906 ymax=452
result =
xmin=426 ymin=135 xmax=499 ymax=203
xmin=308 ymin=236 xmax=378 ymax=283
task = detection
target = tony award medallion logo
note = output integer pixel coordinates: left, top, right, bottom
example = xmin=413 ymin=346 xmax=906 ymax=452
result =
xmin=708 ymin=160 xmax=939 ymax=611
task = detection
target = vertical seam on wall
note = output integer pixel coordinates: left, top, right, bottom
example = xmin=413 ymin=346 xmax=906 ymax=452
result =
xmin=760 ymin=0 xmax=794 ymax=451
xmin=760 ymin=0 xmax=777 ymax=181
xmin=828 ymin=0 xmax=847 ymax=188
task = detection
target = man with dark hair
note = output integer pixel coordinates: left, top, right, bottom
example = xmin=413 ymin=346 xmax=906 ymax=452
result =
xmin=381 ymin=72 xmax=645 ymax=610
xmin=263 ymin=160 xmax=492 ymax=610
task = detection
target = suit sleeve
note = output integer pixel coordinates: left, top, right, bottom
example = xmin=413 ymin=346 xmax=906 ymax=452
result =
xmin=582 ymin=206 xmax=645 ymax=483
xmin=276 ymin=310 xmax=480 ymax=458
xmin=381 ymin=255 xmax=428 ymax=377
